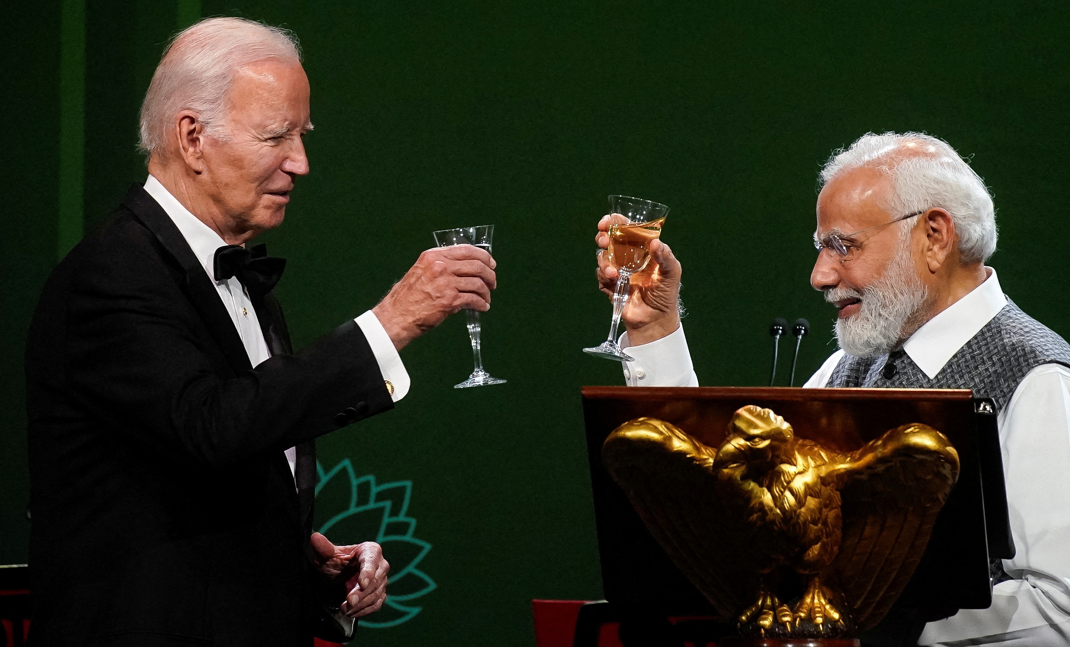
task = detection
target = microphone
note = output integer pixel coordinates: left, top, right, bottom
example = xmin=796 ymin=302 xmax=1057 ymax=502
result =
xmin=769 ymin=318 xmax=787 ymax=386
xmin=789 ymin=318 xmax=810 ymax=387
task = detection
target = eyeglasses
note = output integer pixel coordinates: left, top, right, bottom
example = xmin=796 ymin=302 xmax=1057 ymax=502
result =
xmin=813 ymin=210 xmax=925 ymax=261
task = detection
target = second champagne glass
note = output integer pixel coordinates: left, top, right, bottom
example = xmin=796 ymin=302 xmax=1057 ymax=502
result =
xmin=432 ymin=225 xmax=507 ymax=388
xmin=583 ymin=195 xmax=669 ymax=361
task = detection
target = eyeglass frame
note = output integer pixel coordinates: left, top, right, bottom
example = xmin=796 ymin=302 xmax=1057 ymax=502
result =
xmin=812 ymin=209 xmax=926 ymax=260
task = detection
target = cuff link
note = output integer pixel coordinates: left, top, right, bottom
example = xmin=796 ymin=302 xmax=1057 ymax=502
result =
xmin=384 ymin=380 xmax=395 ymax=396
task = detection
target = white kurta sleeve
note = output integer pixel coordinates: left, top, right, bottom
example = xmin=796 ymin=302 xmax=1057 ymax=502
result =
xmin=619 ymin=324 xmax=699 ymax=387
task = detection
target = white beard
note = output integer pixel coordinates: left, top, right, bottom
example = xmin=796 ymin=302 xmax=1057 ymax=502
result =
xmin=827 ymin=246 xmax=931 ymax=359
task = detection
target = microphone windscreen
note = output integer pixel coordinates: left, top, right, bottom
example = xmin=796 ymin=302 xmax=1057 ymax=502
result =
xmin=792 ymin=318 xmax=810 ymax=338
xmin=770 ymin=318 xmax=788 ymax=337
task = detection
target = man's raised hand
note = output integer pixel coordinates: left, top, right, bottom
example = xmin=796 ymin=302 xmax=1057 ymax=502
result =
xmin=595 ymin=214 xmax=682 ymax=346
xmin=373 ymin=245 xmax=497 ymax=350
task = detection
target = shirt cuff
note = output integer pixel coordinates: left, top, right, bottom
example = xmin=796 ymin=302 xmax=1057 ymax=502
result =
xmin=355 ymin=310 xmax=410 ymax=402
xmin=619 ymin=324 xmax=699 ymax=387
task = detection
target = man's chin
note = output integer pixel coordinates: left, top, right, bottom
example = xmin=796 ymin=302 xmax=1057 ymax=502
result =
xmin=252 ymin=208 xmax=287 ymax=233
xmin=835 ymin=319 xmax=897 ymax=359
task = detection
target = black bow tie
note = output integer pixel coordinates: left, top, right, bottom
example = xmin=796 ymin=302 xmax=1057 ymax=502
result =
xmin=213 ymin=244 xmax=286 ymax=298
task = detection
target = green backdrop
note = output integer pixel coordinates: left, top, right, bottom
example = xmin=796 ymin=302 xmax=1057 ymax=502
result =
xmin=4 ymin=1 xmax=1070 ymax=644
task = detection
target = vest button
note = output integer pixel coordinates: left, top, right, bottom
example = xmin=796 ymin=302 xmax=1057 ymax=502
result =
xmin=882 ymin=361 xmax=897 ymax=379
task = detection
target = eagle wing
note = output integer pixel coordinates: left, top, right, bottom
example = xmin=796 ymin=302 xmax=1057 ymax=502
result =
xmin=822 ymin=423 xmax=960 ymax=629
xmin=601 ymin=417 xmax=761 ymax=619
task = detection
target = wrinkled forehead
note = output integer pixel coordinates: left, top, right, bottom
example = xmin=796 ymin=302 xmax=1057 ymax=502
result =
xmin=228 ymin=59 xmax=308 ymax=98
xmin=815 ymin=166 xmax=895 ymax=236
xmin=223 ymin=59 xmax=312 ymax=128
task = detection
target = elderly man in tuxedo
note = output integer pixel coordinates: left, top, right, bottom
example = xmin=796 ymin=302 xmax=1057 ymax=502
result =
xmin=25 ymin=17 xmax=496 ymax=647
xmin=595 ymin=132 xmax=1070 ymax=646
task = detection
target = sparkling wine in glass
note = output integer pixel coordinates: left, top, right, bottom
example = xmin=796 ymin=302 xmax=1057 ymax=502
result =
xmin=583 ymin=195 xmax=669 ymax=361
xmin=432 ymin=225 xmax=507 ymax=388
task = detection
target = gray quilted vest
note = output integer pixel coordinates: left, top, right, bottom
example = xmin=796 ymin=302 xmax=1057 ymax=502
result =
xmin=826 ymin=300 xmax=1070 ymax=412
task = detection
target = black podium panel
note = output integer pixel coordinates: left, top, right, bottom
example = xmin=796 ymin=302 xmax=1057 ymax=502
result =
xmin=582 ymin=387 xmax=998 ymax=617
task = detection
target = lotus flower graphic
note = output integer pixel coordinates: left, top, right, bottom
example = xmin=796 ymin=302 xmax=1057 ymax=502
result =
xmin=316 ymin=459 xmax=436 ymax=628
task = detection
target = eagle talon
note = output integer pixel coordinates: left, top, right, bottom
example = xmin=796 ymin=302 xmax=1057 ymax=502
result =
xmin=757 ymin=609 xmax=773 ymax=632
xmin=793 ymin=577 xmax=844 ymax=629
xmin=776 ymin=603 xmax=793 ymax=630
xmin=739 ymin=586 xmax=793 ymax=634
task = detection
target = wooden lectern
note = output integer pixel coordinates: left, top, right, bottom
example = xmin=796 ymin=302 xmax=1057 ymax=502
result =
xmin=580 ymin=387 xmax=1012 ymax=645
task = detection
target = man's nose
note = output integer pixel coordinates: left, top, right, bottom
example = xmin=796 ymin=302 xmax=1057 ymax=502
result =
xmin=811 ymin=248 xmax=841 ymax=291
xmin=281 ymin=138 xmax=310 ymax=176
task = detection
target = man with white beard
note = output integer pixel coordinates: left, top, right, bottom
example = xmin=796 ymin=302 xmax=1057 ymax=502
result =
xmin=594 ymin=132 xmax=1070 ymax=646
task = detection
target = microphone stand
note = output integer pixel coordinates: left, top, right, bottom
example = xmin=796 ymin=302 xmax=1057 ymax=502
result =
xmin=789 ymin=318 xmax=810 ymax=387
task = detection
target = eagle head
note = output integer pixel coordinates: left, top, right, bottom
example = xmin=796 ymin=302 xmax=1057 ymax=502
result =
xmin=715 ymin=405 xmax=797 ymax=472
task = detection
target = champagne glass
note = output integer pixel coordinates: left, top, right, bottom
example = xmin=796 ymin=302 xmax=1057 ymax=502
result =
xmin=432 ymin=225 xmax=507 ymax=388
xmin=583 ymin=195 xmax=669 ymax=361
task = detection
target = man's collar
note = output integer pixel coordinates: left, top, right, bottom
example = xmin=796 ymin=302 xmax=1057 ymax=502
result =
xmin=901 ymin=267 xmax=1006 ymax=379
xmin=143 ymin=175 xmax=230 ymax=282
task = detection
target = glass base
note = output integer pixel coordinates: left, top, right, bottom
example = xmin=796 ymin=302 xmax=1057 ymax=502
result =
xmin=455 ymin=368 xmax=507 ymax=389
xmin=582 ymin=341 xmax=635 ymax=362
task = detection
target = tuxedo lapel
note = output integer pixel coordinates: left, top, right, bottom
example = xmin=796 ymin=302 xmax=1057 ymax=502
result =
xmin=121 ymin=185 xmax=252 ymax=373
xmin=295 ymin=441 xmax=317 ymax=534
xmin=253 ymin=293 xmax=294 ymax=356
xmin=252 ymin=291 xmax=316 ymax=531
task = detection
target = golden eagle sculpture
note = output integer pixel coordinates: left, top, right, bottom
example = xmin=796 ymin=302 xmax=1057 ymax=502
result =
xmin=602 ymin=405 xmax=960 ymax=639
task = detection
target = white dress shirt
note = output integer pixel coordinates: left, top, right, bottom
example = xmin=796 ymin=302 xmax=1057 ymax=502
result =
xmin=143 ymin=176 xmax=411 ymax=478
xmin=618 ymin=326 xmax=698 ymax=387
xmin=621 ymin=269 xmax=1070 ymax=645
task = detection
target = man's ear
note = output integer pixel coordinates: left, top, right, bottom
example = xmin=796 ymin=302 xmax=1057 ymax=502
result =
xmin=174 ymin=110 xmax=207 ymax=173
xmin=922 ymin=208 xmax=956 ymax=273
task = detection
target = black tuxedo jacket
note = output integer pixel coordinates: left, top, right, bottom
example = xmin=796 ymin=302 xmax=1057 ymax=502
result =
xmin=25 ymin=185 xmax=393 ymax=646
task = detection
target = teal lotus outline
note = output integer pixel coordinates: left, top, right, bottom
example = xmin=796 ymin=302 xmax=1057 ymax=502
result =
xmin=316 ymin=459 xmax=436 ymax=628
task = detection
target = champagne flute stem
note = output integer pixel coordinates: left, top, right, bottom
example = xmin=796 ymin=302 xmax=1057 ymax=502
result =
xmin=466 ymin=309 xmax=485 ymax=373
xmin=606 ymin=271 xmax=632 ymax=344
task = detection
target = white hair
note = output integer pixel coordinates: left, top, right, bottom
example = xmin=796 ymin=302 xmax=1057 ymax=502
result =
xmin=820 ymin=132 xmax=997 ymax=264
xmin=138 ymin=17 xmax=301 ymax=158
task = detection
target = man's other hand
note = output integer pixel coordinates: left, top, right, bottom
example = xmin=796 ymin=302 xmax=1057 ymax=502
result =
xmin=310 ymin=532 xmax=389 ymax=618
xmin=596 ymin=213 xmax=682 ymax=346
xmin=373 ymin=245 xmax=497 ymax=350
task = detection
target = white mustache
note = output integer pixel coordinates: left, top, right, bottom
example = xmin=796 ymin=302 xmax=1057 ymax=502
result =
xmin=825 ymin=286 xmax=863 ymax=304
